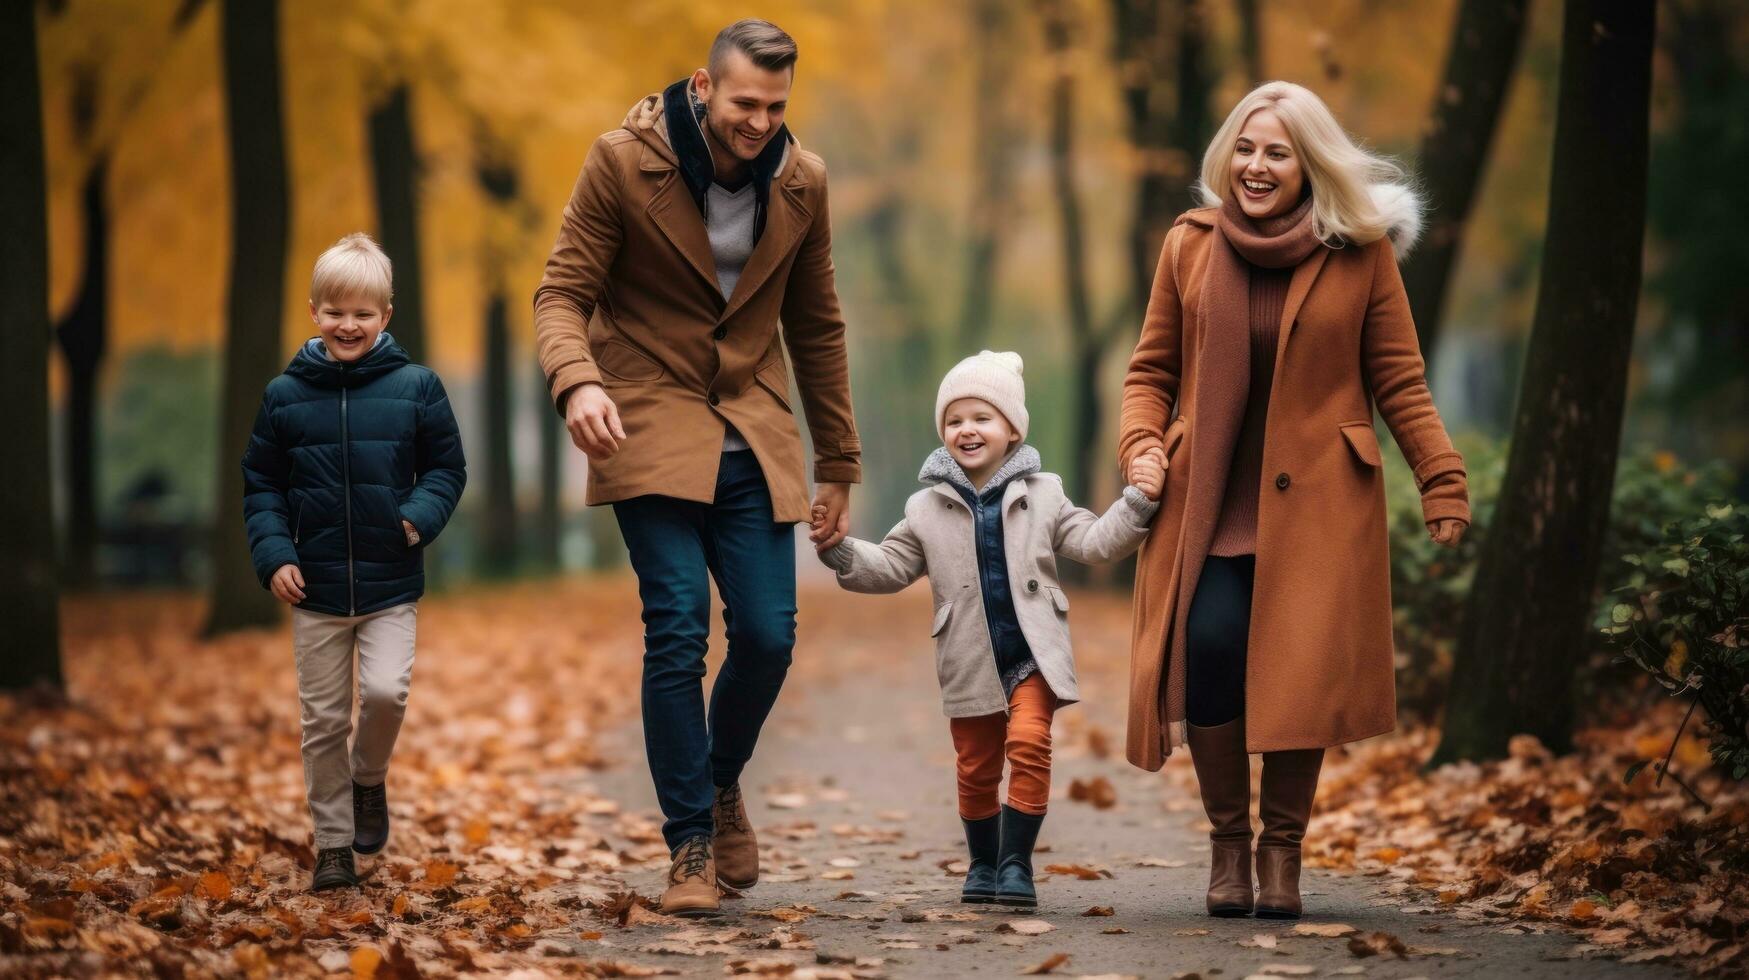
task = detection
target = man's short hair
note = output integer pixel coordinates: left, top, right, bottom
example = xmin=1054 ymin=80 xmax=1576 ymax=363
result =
xmin=708 ymin=19 xmax=798 ymax=78
xmin=310 ymin=232 xmax=393 ymax=308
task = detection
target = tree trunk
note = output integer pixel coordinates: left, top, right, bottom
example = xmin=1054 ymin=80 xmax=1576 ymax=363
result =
xmin=1038 ymin=0 xmax=1103 ymax=520
xmin=204 ymin=0 xmax=290 ymax=636
xmin=55 ymin=157 xmax=110 ymax=588
xmin=0 ymin=0 xmax=64 ymax=691
xmin=957 ymin=0 xmax=1016 ymax=353
xmin=1432 ymin=0 xmax=1654 ymax=765
xmin=368 ymin=85 xmax=425 ymax=363
xmin=1111 ymin=0 xmax=1212 ymax=318
xmin=534 ymin=361 xmax=562 ymax=571
xmin=1402 ymin=0 xmax=1530 ymax=362
xmin=480 ymin=292 xmax=517 ymax=576
xmin=1234 ymin=0 xmax=1263 ymax=85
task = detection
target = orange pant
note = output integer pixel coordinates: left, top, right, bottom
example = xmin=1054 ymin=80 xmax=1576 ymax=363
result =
xmin=949 ymin=673 xmax=1057 ymax=819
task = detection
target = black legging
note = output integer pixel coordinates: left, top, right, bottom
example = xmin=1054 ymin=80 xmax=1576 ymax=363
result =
xmin=1185 ymin=554 xmax=1255 ymax=727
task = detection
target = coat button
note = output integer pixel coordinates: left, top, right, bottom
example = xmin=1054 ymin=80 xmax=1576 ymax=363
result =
xmin=708 ymin=392 xmax=721 ymax=406
xmin=713 ymin=326 xmax=727 ymax=341
xmin=1275 ymin=472 xmax=1291 ymax=490
xmin=1027 ymin=579 xmax=1039 ymax=593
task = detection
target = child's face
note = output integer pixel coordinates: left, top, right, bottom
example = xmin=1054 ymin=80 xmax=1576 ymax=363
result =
xmin=311 ymin=294 xmax=391 ymax=362
xmin=943 ymin=398 xmax=1020 ymax=474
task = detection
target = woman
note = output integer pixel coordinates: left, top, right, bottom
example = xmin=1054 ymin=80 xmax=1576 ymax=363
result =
xmin=1118 ymin=82 xmax=1469 ymax=920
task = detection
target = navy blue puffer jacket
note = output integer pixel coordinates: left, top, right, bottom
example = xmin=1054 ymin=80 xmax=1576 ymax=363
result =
xmin=242 ymin=334 xmax=466 ymax=616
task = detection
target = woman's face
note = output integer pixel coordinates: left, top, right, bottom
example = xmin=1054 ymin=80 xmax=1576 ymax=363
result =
xmin=1228 ymin=108 xmax=1305 ymax=220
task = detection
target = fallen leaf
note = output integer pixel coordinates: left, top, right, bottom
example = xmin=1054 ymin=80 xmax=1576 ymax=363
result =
xmin=1067 ymin=776 xmax=1119 ymax=809
xmin=996 ymin=919 xmax=1056 ymax=936
xmin=1081 ymin=906 xmax=1115 ymax=917
xmin=1347 ymin=931 xmax=1408 ymax=958
xmin=1292 ymin=922 xmax=1357 ymax=937
xmin=1044 ymin=863 xmax=1112 ymax=880
xmin=1020 ymin=952 xmax=1070 ymax=974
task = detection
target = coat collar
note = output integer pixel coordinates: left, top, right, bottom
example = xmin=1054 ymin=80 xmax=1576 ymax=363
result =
xmin=921 ymin=445 xmax=1041 ymax=509
xmin=623 ymin=83 xmax=806 ymax=314
xmin=285 ymin=332 xmax=409 ymax=388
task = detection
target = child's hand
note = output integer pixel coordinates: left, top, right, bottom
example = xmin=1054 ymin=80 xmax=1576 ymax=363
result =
xmin=810 ymin=504 xmax=833 ymax=552
xmin=270 ymin=564 xmax=306 ymax=605
xmin=1428 ymin=519 xmax=1465 ymax=549
xmin=402 ymin=519 xmax=421 ymax=546
xmin=1129 ymin=446 xmax=1167 ymax=501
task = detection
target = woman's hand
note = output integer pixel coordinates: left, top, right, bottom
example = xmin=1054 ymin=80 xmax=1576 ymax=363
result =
xmin=1428 ymin=519 xmax=1466 ymax=548
xmin=1128 ymin=446 xmax=1168 ymax=501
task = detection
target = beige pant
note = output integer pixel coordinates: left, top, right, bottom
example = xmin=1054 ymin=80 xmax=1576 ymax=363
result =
xmin=292 ymin=602 xmax=417 ymax=849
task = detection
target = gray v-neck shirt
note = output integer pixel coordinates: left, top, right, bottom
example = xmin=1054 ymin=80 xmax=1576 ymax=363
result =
xmin=707 ymin=181 xmax=757 ymax=452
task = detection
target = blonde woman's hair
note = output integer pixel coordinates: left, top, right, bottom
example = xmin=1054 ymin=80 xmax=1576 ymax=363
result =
xmin=310 ymin=233 xmax=394 ymax=308
xmin=1194 ymin=81 xmax=1423 ymax=258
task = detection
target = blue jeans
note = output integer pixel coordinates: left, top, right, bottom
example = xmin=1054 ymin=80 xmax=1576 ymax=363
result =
xmin=612 ymin=450 xmax=797 ymax=851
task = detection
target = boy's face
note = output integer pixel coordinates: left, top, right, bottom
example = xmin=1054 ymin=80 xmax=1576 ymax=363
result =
xmin=943 ymin=397 xmax=1020 ymax=475
xmin=311 ymin=294 xmax=391 ymax=362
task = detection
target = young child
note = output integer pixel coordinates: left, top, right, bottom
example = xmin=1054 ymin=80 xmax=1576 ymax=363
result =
xmin=242 ymin=233 xmax=466 ymax=891
xmin=815 ymin=351 xmax=1165 ymax=909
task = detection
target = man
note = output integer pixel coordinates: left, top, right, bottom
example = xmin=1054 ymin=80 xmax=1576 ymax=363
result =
xmin=533 ymin=19 xmax=859 ymax=918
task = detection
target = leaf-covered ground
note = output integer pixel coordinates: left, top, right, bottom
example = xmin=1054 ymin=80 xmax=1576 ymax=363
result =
xmin=1 ymin=577 xmax=1742 ymax=977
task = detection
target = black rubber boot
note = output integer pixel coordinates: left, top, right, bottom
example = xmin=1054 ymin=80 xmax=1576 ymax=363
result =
xmin=960 ymin=814 xmax=1001 ymax=904
xmin=994 ymin=805 xmax=1044 ymax=909
xmin=352 ymin=781 xmax=389 ymax=855
xmin=311 ymin=846 xmax=358 ymax=891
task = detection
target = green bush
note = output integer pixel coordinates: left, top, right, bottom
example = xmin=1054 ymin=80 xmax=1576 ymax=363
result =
xmin=1385 ymin=436 xmax=1735 ymax=720
xmin=1605 ymin=503 xmax=1749 ymax=781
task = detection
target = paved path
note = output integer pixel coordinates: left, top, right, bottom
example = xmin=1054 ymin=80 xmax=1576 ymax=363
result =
xmin=560 ymin=588 xmax=1684 ymax=979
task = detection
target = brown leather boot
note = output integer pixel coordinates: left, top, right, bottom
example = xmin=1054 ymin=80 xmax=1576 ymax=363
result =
xmin=711 ymin=782 xmax=759 ymax=889
xmin=1187 ymin=718 xmax=1254 ymax=917
xmin=659 ymin=836 xmax=721 ymax=918
xmin=1255 ymin=748 xmax=1324 ymax=920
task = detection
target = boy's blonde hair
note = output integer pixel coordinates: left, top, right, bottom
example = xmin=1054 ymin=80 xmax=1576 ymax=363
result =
xmin=1194 ymin=81 xmax=1423 ymax=257
xmin=310 ymin=233 xmax=394 ymax=308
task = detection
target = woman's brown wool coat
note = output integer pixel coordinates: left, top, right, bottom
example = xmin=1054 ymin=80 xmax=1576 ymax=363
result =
xmin=1119 ymin=208 xmax=1470 ymax=771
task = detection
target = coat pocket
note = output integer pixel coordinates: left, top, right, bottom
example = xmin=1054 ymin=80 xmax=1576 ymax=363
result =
xmin=1045 ymin=585 xmax=1070 ymax=614
xmin=1339 ymin=421 xmax=1383 ymax=468
xmin=754 ymin=354 xmax=793 ymax=413
xmin=1163 ymin=415 xmax=1189 ymax=462
xmin=596 ymin=339 xmax=665 ymax=383
xmin=930 ymin=600 xmax=954 ymax=637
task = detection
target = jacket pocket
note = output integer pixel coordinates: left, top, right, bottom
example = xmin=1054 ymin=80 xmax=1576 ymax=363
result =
xmin=1163 ymin=415 xmax=1189 ymax=462
xmin=1340 ymin=420 xmax=1383 ymax=467
xmin=930 ymin=601 xmax=954 ymax=637
xmin=754 ymin=355 xmax=793 ymax=413
xmin=1045 ymin=585 xmax=1070 ymax=614
xmin=596 ymin=339 xmax=665 ymax=383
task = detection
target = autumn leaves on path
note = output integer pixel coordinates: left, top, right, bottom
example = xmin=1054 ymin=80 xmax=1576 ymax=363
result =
xmin=0 ymin=579 xmax=1728 ymax=977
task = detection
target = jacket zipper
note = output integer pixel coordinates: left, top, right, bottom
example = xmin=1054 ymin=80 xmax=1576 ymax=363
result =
xmin=341 ymin=386 xmax=355 ymax=615
xmin=292 ymin=501 xmax=302 ymax=545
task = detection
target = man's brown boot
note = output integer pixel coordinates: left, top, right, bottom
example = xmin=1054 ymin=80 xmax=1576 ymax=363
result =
xmin=1256 ymin=748 xmax=1324 ymax=920
xmin=1187 ymin=718 xmax=1254 ymax=917
xmin=659 ymin=836 xmax=721 ymax=918
xmin=712 ymin=783 xmax=759 ymax=889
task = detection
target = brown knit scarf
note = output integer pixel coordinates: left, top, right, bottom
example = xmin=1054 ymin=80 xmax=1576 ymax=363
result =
xmin=1161 ymin=194 xmax=1325 ymax=736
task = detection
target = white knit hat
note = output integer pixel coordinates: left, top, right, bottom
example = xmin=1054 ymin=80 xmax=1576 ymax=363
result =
xmin=936 ymin=350 xmax=1029 ymax=442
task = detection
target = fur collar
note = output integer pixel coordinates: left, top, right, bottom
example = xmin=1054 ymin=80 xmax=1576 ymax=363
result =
xmin=919 ymin=444 xmax=1042 ymax=495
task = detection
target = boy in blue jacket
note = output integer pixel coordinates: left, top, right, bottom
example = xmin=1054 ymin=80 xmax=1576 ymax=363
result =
xmin=242 ymin=233 xmax=466 ymax=891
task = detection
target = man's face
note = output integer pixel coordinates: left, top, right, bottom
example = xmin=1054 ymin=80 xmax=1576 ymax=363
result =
xmin=693 ymin=49 xmax=792 ymax=163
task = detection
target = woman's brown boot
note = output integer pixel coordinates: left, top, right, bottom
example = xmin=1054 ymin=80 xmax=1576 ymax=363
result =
xmin=1255 ymin=748 xmax=1323 ymax=920
xmin=1187 ymin=719 xmax=1253 ymax=917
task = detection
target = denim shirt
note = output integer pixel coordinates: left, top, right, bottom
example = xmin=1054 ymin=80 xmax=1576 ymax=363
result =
xmin=927 ymin=446 xmax=1043 ymax=699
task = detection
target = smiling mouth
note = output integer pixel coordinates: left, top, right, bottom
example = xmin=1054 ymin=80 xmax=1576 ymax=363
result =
xmin=1242 ymin=178 xmax=1276 ymax=195
xmin=956 ymin=441 xmax=986 ymax=454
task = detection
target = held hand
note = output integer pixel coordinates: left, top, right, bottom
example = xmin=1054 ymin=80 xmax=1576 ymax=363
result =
xmin=1129 ymin=447 xmax=1167 ymax=501
xmin=564 ymin=383 xmax=626 ymax=460
xmin=270 ymin=564 xmax=306 ymax=605
xmin=1428 ymin=519 xmax=1466 ymax=549
xmin=810 ymin=483 xmax=851 ymax=551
